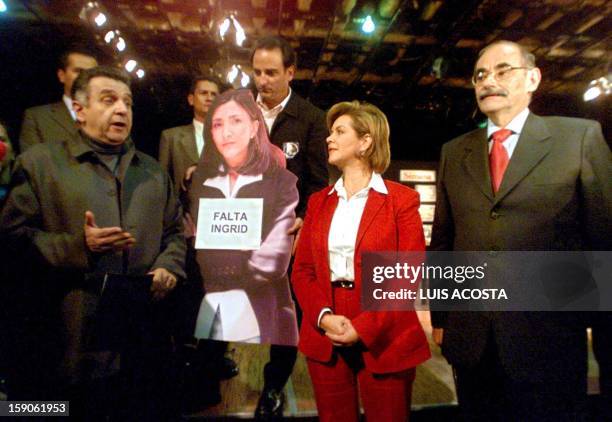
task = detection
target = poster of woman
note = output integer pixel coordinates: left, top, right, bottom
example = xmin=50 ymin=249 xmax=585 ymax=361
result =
xmin=186 ymin=88 xmax=299 ymax=346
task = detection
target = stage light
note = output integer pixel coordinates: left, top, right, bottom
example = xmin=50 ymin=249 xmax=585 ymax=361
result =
xmin=136 ymin=69 xmax=145 ymax=79
xmin=240 ymin=72 xmax=250 ymax=88
xmin=219 ymin=14 xmax=247 ymax=46
xmin=104 ymin=30 xmax=126 ymax=52
xmin=583 ymin=76 xmax=610 ymax=102
xmin=227 ymin=65 xmax=239 ymax=83
xmin=0 ymin=0 xmax=8 ymax=13
xmin=94 ymin=12 xmax=107 ymax=27
xmin=124 ymin=60 xmax=137 ymax=72
xmin=362 ymin=15 xmax=375 ymax=33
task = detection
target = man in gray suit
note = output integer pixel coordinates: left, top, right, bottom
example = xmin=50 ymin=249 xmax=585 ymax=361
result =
xmin=430 ymin=40 xmax=611 ymax=420
xmin=19 ymin=47 xmax=98 ymax=152
xmin=159 ymin=75 xmax=220 ymax=193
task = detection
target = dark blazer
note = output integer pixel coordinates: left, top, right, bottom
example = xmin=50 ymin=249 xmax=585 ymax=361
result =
xmin=159 ymin=124 xmax=199 ymax=194
xmin=292 ymin=181 xmax=431 ymax=373
xmin=430 ymin=113 xmax=611 ymax=385
xmin=0 ymin=132 xmax=186 ymax=384
xmin=19 ymin=101 xmax=78 ymax=152
xmin=269 ymin=92 xmax=329 ymax=216
xmin=187 ymin=166 xmax=300 ymax=346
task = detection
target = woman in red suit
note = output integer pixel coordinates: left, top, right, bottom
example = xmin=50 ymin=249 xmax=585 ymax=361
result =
xmin=292 ymin=101 xmax=431 ymax=421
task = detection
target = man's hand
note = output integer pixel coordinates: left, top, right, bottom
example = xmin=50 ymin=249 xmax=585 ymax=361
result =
xmin=148 ymin=268 xmax=177 ymax=301
xmin=432 ymin=328 xmax=444 ymax=346
xmin=288 ymin=217 xmax=303 ymax=255
xmin=326 ymin=319 xmax=359 ymax=346
xmin=84 ymin=211 xmax=135 ymax=253
xmin=181 ymin=165 xmax=198 ymax=192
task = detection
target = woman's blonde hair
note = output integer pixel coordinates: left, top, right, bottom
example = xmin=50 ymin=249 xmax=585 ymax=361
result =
xmin=326 ymin=100 xmax=390 ymax=173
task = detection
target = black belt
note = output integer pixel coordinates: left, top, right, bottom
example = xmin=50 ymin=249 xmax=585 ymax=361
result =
xmin=331 ymin=280 xmax=354 ymax=289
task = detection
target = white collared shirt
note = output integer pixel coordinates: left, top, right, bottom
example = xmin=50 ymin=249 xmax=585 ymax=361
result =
xmin=63 ymin=95 xmax=76 ymax=121
xmin=327 ymin=172 xmax=388 ymax=281
xmin=487 ymin=107 xmax=530 ymax=159
xmin=256 ymin=88 xmax=292 ymax=133
xmin=193 ymin=119 xmax=204 ymax=157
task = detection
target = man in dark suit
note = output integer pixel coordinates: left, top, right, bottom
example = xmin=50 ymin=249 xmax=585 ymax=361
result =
xmin=251 ymin=36 xmax=329 ymax=420
xmin=430 ymin=40 xmax=611 ymax=420
xmin=19 ymin=47 xmax=98 ymax=152
xmin=159 ymin=75 xmax=220 ymax=193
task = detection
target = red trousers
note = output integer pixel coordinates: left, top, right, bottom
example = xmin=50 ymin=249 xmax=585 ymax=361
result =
xmin=307 ymin=284 xmax=416 ymax=422
xmin=307 ymin=350 xmax=416 ymax=422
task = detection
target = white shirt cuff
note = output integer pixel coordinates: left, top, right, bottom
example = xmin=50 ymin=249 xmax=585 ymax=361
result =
xmin=317 ymin=307 xmax=333 ymax=328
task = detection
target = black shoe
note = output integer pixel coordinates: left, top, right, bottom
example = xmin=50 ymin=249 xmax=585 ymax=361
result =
xmin=254 ymin=388 xmax=285 ymax=420
xmin=218 ymin=356 xmax=239 ymax=380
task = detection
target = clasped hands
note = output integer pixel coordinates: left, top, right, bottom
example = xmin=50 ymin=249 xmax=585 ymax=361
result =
xmin=84 ymin=210 xmax=176 ymax=300
xmin=320 ymin=313 xmax=360 ymax=346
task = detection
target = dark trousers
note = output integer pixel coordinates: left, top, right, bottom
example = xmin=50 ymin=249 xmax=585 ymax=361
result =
xmin=454 ymin=330 xmax=587 ymax=422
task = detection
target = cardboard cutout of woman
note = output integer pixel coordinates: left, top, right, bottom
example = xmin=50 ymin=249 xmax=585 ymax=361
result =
xmin=186 ymin=89 xmax=299 ymax=346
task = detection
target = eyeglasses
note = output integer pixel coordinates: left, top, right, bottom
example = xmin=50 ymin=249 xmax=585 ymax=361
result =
xmin=472 ymin=66 xmax=532 ymax=85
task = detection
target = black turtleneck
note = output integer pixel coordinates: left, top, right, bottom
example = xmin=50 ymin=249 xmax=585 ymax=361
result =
xmin=81 ymin=131 xmax=125 ymax=175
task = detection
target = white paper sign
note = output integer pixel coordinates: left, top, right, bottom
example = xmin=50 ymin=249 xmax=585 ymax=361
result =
xmin=195 ymin=198 xmax=263 ymax=250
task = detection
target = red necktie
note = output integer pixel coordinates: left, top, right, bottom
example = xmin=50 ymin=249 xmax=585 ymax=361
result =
xmin=489 ymin=128 xmax=512 ymax=193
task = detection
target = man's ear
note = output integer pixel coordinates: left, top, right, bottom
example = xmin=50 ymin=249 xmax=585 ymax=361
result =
xmin=526 ymin=67 xmax=541 ymax=93
xmin=188 ymin=93 xmax=195 ymax=107
xmin=57 ymin=68 xmax=66 ymax=85
xmin=72 ymin=99 xmax=86 ymax=124
xmin=285 ymin=65 xmax=295 ymax=82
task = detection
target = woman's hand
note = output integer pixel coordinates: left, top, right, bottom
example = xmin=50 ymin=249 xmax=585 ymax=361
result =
xmin=321 ymin=314 xmax=360 ymax=346
xmin=326 ymin=319 xmax=359 ymax=346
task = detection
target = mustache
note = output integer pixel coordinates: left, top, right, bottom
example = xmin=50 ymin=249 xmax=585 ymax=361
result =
xmin=478 ymin=88 xmax=508 ymax=100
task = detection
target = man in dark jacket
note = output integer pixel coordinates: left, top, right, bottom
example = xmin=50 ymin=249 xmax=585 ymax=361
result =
xmin=251 ymin=36 xmax=329 ymax=420
xmin=1 ymin=66 xmax=186 ymax=420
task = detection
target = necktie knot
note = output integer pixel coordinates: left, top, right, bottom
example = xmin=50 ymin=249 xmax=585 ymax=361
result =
xmin=492 ymin=128 xmax=512 ymax=144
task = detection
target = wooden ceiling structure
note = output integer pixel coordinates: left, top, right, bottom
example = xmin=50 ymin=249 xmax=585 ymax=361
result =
xmin=4 ymin=0 xmax=610 ymax=104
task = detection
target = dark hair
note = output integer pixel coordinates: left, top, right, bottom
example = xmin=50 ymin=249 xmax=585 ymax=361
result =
xmin=58 ymin=46 xmax=98 ymax=70
xmin=71 ymin=66 xmax=131 ymax=104
xmin=250 ymin=36 xmax=296 ymax=69
xmin=189 ymin=74 xmax=222 ymax=94
xmin=199 ymin=89 xmax=281 ymax=178
xmin=477 ymin=40 xmax=536 ymax=68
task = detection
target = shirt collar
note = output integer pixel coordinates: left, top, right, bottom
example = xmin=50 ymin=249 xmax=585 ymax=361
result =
xmin=487 ymin=107 xmax=530 ymax=139
xmin=63 ymin=94 xmax=76 ymax=120
xmin=192 ymin=119 xmax=204 ymax=133
xmin=329 ymin=172 xmax=388 ymax=199
xmin=203 ymin=168 xmax=263 ymax=198
xmin=256 ymin=88 xmax=292 ymax=113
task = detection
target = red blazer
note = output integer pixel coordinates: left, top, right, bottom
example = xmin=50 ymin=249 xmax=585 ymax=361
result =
xmin=292 ymin=180 xmax=431 ymax=373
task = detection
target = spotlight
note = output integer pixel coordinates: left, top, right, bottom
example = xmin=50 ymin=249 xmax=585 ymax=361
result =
xmin=362 ymin=15 xmax=375 ymax=33
xmin=79 ymin=2 xmax=107 ymax=27
xmin=219 ymin=14 xmax=247 ymax=47
xmin=136 ymin=69 xmax=146 ymax=79
xmin=227 ymin=65 xmax=239 ymax=84
xmin=124 ymin=60 xmax=138 ymax=72
xmin=104 ymin=30 xmax=126 ymax=52
xmin=240 ymin=72 xmax=250 ymax=88
xmin=583 ymin=76 xmax=610 ymax=102
xmin=0 ymin=0 xmax=7 ymax=13
xmin=94 ymin=12 xmax=107 ymax=27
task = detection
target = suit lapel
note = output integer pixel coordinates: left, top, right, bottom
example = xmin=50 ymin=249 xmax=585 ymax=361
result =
xmin=462 ymin=128 xmax=494 ymax=202
xmin=180 ymin=124 xmax=199 ymax=162
xmin=493 ymin=113 xmax=552 ymax=205
xmin=355 ymin=189 xmax=387 ymax=250
xmin=50 ymin=102 xmax=77 ymax=134
xmin=269 ymin=93 xmax=298 ymax=142
xmin=316 ymin=193 xmax=339 ymax=284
